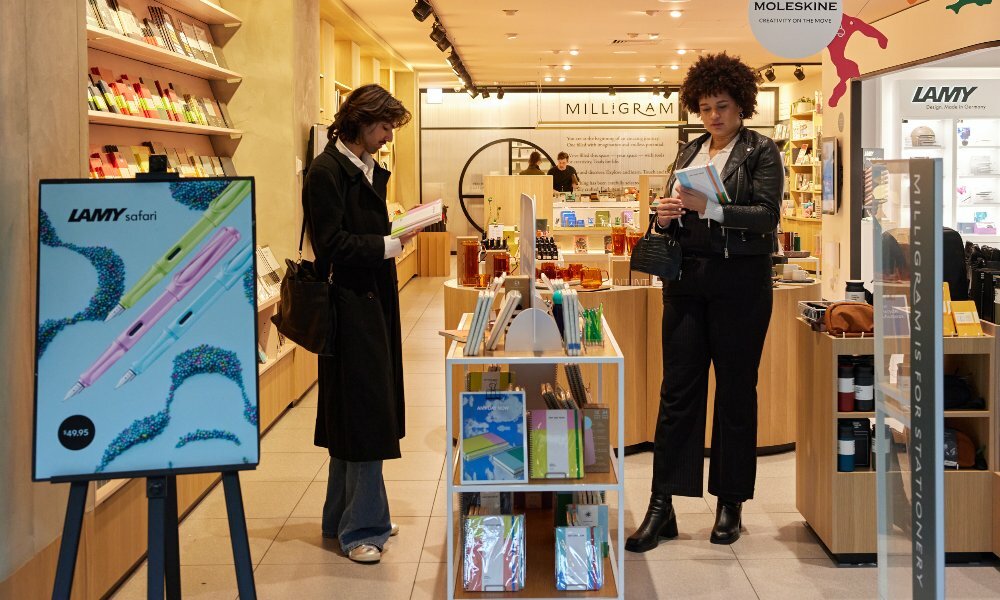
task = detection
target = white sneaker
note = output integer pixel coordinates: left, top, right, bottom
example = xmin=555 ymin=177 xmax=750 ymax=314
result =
xmin=348 ymin=544 xmax=381 ymax=564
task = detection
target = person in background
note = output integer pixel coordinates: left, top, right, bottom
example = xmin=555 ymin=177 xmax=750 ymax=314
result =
xmin=547 ymin=151 xmax=579 ymax=192
xmin=302 ymin=83 xmax=417 ymax=564
xmin=626 ymin=52 xmax=782 ymax=552
xmin=519 ymin=151 xmax=546 ymax=175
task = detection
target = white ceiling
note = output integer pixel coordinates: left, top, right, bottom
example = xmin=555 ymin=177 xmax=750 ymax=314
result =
xmin=337 ymin=0 xmax=927 ymax=88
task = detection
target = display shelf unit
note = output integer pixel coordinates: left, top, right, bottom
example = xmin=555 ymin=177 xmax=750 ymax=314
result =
xmin=88 ymin=110 xmax=242 ymax=137
xmin=553 ymin=227 xmax=613 ymax=235
xmin=445 ymin=313 xmax=626 ymax=600
xmin=795 ymin=318 xmax=997 ymax=559
xmin=782 ymin=110 xmax=822 ymax=253
xmin=86 ymin=25 xmax=242 ymax=82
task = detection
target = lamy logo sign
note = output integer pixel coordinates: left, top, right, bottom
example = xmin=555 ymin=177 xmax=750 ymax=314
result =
xmin=911 ymin=86 xmax=978 ymax=103
xmin=68 ymin=208 xmax=126 ymax=222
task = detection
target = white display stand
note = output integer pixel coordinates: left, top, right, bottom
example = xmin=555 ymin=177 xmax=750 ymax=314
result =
xmin=504 ymin=308 xmax=564 ymax=353
xmin=444 ymin=314 xmax=626 ymax=600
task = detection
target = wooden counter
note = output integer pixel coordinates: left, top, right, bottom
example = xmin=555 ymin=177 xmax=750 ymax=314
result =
xmin=443 ymin=279 xmax=819 ymax=451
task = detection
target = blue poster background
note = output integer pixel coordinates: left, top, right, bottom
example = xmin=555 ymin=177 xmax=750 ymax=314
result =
xmin=34 ymin=178 xmax=259 ymax=480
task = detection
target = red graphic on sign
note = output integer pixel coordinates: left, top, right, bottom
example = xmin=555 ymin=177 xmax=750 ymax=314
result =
xmin=826 ymin=14 xmax=888 ymax=108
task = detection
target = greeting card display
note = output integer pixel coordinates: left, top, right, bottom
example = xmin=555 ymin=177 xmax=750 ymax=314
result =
xmin=34 ymin=178 xmax=259 ymax=481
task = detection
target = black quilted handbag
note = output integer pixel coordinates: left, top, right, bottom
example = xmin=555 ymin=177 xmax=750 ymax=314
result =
xmin=629 ymin=215 xmax=682 ymax=281
xmin=270 ymin=219 xmax=336 ymax=355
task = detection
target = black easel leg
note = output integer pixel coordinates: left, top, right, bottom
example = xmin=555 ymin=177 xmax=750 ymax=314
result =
xmin=52 ymin=481 xmax=88 ymax=600
xmin=222 ymin=471 xmax=257 ymax=600
xmin=147 ymin=476 xmax=167 ymax=600
xmin=164 ymin=476 xmax=181 ymax=600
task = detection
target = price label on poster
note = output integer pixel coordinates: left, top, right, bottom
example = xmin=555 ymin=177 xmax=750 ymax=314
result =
xmin=33 ymin=178 xmax=260 ymax=481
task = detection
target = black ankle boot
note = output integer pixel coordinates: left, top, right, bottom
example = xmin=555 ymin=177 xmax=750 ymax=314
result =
xmin=710 ymin=498 xmax=743 ymax=545
xmin=625 ymin=494 xmax=678 ymax=553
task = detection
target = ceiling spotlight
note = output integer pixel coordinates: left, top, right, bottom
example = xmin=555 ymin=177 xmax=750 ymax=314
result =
xmin=754 ymin=70 xmax=764 ymax=84
xmin=502 ymin=9 xmax=518 ymax=16
xmin=506 ymin=33 xmax=518 ymax=40
xmin=467 ymin=85 xmax=479 ymax=98
xmin=652 ymin=87 xmax=660 ymax=96
xmin=430 ymin=22 xmax=447 ymax=43
xmin=609 ymin=86 xmax=616 ymax=96
xmin=765 ymin=67 xmax=775 ymax=82
xmin=447 ymin=51 xmax=460 ymax=67
xmin=544 ymin=76 xmax=552 ymax=82
xmin=412 ymin=0 xmax=433 ymax=22
xmin=670 ymin=10 xmax=682 ymax=18
xmin=627 ymin=32 xmax=639 ymax=39
xmin=670 ymin=64 xmax=679 ymax=70
xmin=482 ymin=88 xmax=491 ymax=99
xmin=645 ymin=10 xmax=660 ymax=16
xmin=436 ymin=37 xmax=451 ymax=52
xmin=497 ymin=87 xmax=505 ymax=99
xmin=562 ymin=65 xmax=571 ymax=71
xmin=569 ymin=49 xmax=579 ymax=56
xmin=558 ymin=76 xmax=566 ymax=82
xmin=649 ymin=33 xmax=660 ymax=40
xmin=794 ymin=65 xmax=805 ymax=81
xmin=638 ymin=76 xmax=647 ymax=83
xmin=677 ymin=49 xmax=687 ymax=55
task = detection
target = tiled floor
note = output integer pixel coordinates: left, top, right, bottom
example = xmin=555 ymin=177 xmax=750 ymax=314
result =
xmin=111 ymin=273 xmax=1000 ymax=599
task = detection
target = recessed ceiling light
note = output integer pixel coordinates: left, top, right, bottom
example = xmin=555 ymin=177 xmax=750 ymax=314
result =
xmin=558 ymin=76 xmax=566 ymax=82
xmin=502 ymin=9 xmax=518 ymax=16
xmin=506 ymin=33 xmax=518 ymax=40
xmin=670 ymin=64 xmax=680 ymax=70
xmin=638 ymin=76 xmax=647 ymax=82
xmin=653 ymin=77 xmax=661 ymax=82
xmin=592 ymin=76 xmax=613 ymax=79
xmin=670 ymin=10 xmax=683 ymax=18
xmin=677 ymin=49 xmax=687 ymax=55
xmin=645 ymin=10 xmax=660 ymax=16
xmin=612 ymin=50 xmax=638 ymax=55
xmin=569 ymin=49 xmax=580 ymax=56
xmin=648 ymin=33 xmax=659 ymax=40
xmin=627 ymin=32 xmax=639 ymax=39
xmin=562 ymin=65 xmax=571 ymax=71
xmin=544 ymin=76 xmax=552 ymax=82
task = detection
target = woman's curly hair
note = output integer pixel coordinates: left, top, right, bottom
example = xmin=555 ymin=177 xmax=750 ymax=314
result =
xmin=329 ymin=83 xmax=412 ymax=142
xmin=679 ymin=52 xmax=759 ymax=118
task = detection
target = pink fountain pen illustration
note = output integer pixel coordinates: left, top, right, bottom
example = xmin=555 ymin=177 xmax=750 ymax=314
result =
xmin=826 ymin=14 xmax=888 ymax=108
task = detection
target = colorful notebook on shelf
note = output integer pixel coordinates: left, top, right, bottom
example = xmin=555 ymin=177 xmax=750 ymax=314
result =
xmin=555 ymin=526 xmax=603 ymax=591
xmin=528 ymin=409 xmax=584 ymax=479
xmin=460 ymin=391 xmax=528 ymax=483
xmin=463 ymin=514 xmax=525 ymax=592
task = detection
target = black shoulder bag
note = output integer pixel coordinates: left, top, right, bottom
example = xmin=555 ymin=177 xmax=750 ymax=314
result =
xmin=629 ymin=214 xmax=683 ymax=281
xmin=270 ymin=217 xmax=336 ymax=356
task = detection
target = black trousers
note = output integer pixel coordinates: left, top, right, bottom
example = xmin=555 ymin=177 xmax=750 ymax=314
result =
xmin=652 ymin=254 xmax=773 ymax=501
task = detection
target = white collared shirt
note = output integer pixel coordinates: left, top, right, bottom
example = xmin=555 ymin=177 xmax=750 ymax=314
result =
xmin=334 ymin=138 xmax=401 ymax=259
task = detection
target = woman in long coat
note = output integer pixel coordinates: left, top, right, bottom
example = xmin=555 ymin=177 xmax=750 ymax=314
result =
xmin=302 ymin=84 xmax=414 ymax=563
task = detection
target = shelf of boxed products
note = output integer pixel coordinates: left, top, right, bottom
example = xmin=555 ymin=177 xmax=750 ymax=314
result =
xmin=552 ymin=201 xmax=639 ymax=210
xmin=451 ymin=507 xmax=620 ymax=600
xmin=451 ymin=450 xmax=621 ymax=492
xmin=86 ymin=24 xmax=242 ymax=82
xmin=156 ymin=0 xmax=242 ymax=26
xmin=552 ymin=227 xmax=613 ymax=235
xmin=89 ymin=110 xmax=242 ymax=137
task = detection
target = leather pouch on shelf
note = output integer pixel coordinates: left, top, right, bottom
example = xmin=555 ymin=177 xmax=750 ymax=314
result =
xmin=824 ymin=302 xmax=875 ymax=338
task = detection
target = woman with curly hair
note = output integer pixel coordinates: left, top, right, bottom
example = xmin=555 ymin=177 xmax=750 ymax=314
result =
xmin=626 ymin=53 xmax=782 ymax=552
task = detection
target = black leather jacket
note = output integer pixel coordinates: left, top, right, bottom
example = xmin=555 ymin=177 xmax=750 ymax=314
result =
xmin=660 ymin=127 xmax=783 ymax=257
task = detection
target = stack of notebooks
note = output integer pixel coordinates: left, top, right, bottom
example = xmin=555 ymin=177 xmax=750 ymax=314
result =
xmin=460 ymin=391 xmax=528 ymax=483
xmin=462 ymin=514 xmax=526 ymax=592
xmin=555 ymin=525 xmax=603 ymax=591
xmin=88 ymin=66 xmax=232 ymax=128
xmin=556 ymin=491 xmax=610 ymax=558
xmin=89 ymin=142 xmax=233 ymax=179
xmin=485 ymin=290 xmax=521 ymax=351
xmin=87 ymin=1 xmax=223 ymax=66
xmin=463 ymin=289 xmax=498 ymax=356
xmin=540 ymin=378 xmax=610 ymax=473
xmin=560 ymin=288 xmax=582 ymax=356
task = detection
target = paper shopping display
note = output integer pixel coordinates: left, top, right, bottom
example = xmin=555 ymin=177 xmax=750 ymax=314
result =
xmin=33 ymin=178 xmax=259 ymax=481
